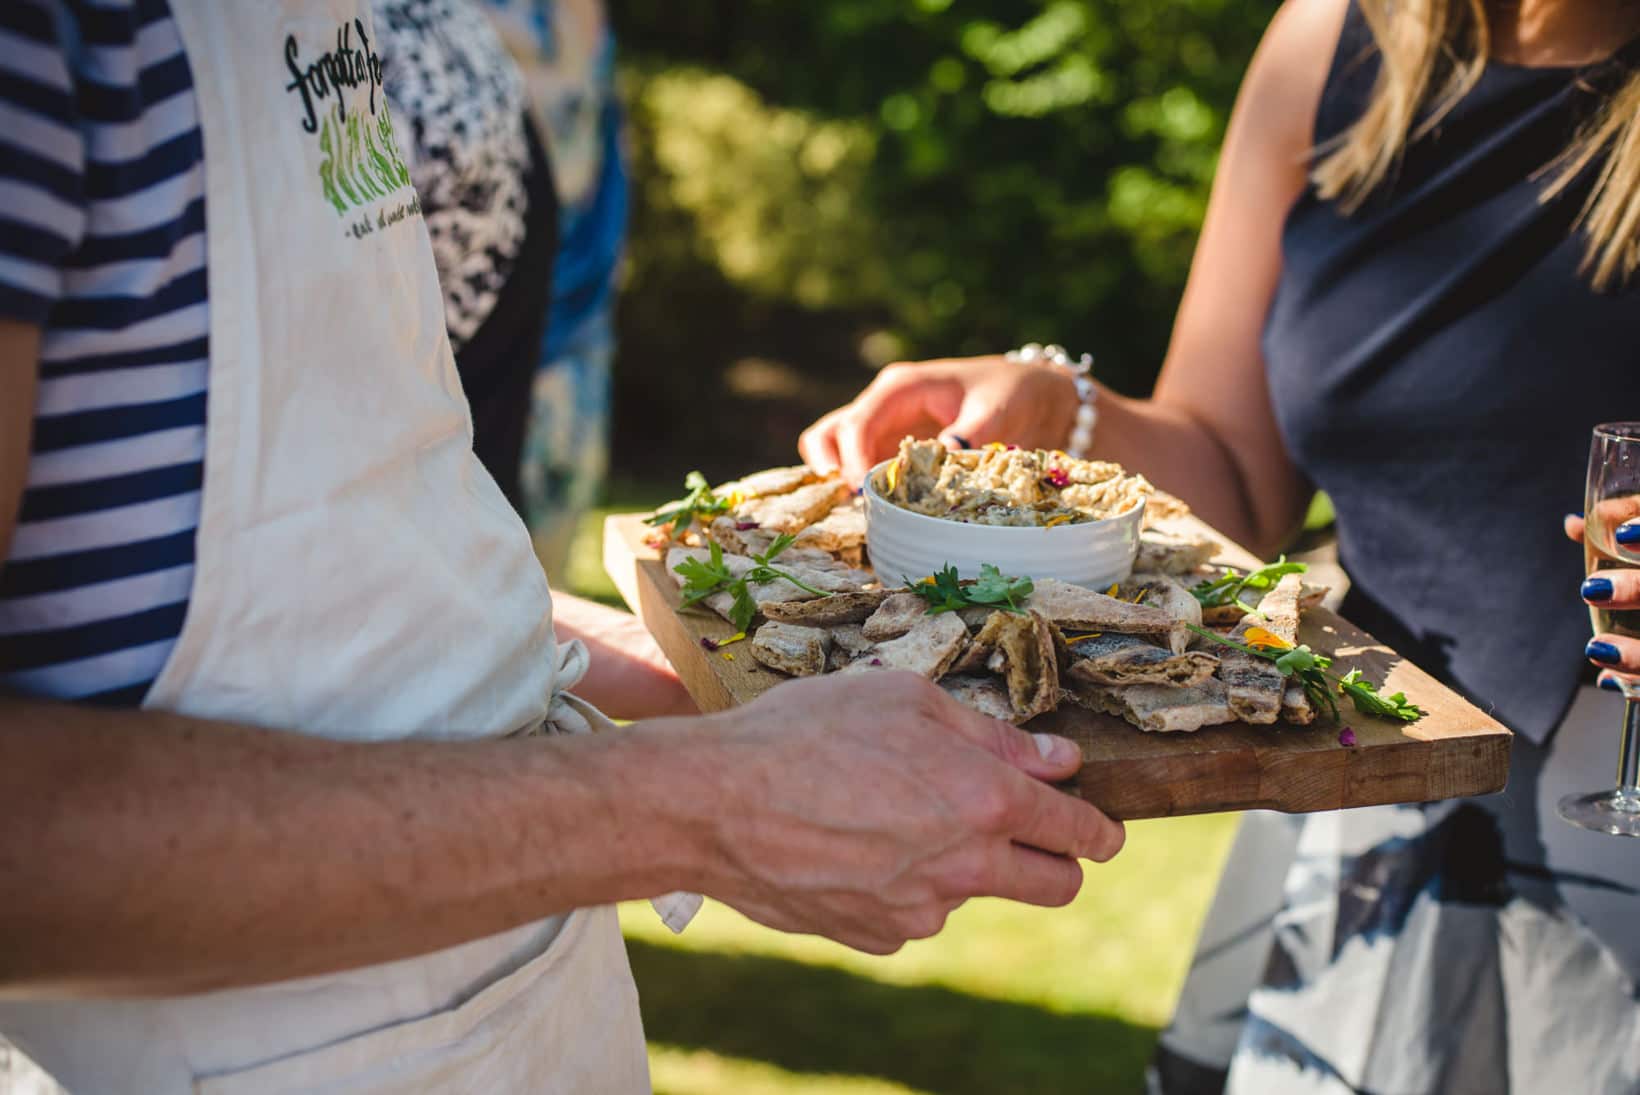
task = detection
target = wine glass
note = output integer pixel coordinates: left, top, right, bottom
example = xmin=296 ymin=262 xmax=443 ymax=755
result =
xmin=1561 ymin=423 xmax=1640 ymax=837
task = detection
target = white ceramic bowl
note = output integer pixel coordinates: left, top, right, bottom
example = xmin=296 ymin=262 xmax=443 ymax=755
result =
xmin=862 ymin=458 xmax=1145 ymax=590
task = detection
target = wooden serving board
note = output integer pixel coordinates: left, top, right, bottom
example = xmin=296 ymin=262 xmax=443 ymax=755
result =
xmin=604 ymin=513 xmax=1511 ymax=821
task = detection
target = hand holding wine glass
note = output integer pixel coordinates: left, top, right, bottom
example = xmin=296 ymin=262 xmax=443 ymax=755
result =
xmin=1566 ymin=424 xmax=1640 ymax=836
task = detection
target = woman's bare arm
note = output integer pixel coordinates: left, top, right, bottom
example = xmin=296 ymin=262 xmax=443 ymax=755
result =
xmin=1102 ymin=0 xmax=1347 ymax=554
xmin=549 ymin=591 xmax=698 ymax=719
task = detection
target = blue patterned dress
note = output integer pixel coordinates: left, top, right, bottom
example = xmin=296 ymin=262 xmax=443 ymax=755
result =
xmin=483 ymin=0 xmax=624 ymax=574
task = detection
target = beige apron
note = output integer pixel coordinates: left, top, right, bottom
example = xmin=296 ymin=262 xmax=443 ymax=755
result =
xmin=0 ymin=3 xmax=676 ymax=1090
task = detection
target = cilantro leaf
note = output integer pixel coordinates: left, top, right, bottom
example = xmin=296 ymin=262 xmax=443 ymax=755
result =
xmin=1190 ymin=558 xmax=1309 ymax=609
xmin=728 ymin=583 xmax=758 ymax=633
xmin=905 ymin=565 xmax=969 ymax=615
xmin=1186 ymin=624 xmax=1422 ymax=725
xmin=675 ymin=540 xmax=736 ymax=609
xmin=967 ymin=564 xmax=1035 ymax=611
xmin=907 ymin=563 xmax=1032 ymax=616
xmin=646 ymin=470 xmax=733 ymax=541
xmin=1337 ymin=669 xmax=1426 ymax=723
xmin=673 ymin=531 xmax=834 ymax=630
xmin=1274 ymin=646 xmax=1331 ymax=677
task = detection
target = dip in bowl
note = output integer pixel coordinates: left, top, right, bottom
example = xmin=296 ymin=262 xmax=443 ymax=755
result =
xmin=863 ymin=440 xmax=1147 ymax=590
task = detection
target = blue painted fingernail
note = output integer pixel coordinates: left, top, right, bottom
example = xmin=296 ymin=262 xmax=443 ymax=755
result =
xmin=950 ymin=435 xmax=972 ymax=450
xmin=1583 ymin=577 xmax=1615 ymax=601
xmin=1617 ymin=524 xmax=1640 ymax=545
xmin=1587 ymin=639 xmax=1623 ymax=664
xmin=1601 ymin=675 xmax=1625 ymax=692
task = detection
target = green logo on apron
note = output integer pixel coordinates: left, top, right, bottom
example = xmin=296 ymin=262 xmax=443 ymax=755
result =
xmin=317 ymin=107 xmax=412 ymax=215
xmin=284 ymin=20 xmax=413 ymax=216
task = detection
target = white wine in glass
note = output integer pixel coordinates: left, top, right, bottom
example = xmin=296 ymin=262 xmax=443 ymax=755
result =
xmin=1561 ymin=423 xmax=1640 ymax=837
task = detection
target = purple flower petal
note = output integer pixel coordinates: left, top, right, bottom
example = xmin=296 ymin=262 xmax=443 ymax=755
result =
xmin=700 ymin=637 xmax=719 ymax=652
xmin=1338 ymin=726 xmax=1357 ymax=747
xmin=869 ymin=657 xmax=884 ymax=667
xmin=735 ymin=520 xmax=761 ymax=530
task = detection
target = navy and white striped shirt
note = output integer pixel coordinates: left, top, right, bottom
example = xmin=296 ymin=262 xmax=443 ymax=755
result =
xmin=0 ymin=0 xmax=206 ymax=707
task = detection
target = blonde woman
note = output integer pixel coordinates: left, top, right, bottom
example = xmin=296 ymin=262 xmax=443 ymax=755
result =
xmin=802 ymin=0 xmax=1640 ymax=1089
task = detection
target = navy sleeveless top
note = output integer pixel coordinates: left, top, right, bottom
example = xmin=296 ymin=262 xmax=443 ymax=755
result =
xmin=1265 ymin=6 xmax=1640 ymax=743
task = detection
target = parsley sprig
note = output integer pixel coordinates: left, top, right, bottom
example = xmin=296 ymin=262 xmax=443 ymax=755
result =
xmin=646 ymin=471 xmax=733 ymax=541
xmin=675 ymin=534 xmax=832 ymax=631
xmin=1187 ymin=624 xmax=1426 ymax=724
xmin=1336 ymin=669 xmax=1426 ymax=722
xmin=906 ymin=563 xmax=1034 ymax=616
xmin=1190 ymin=558 xmax=1308 ymax=613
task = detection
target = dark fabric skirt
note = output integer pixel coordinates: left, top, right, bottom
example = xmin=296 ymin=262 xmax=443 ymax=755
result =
xmin=454 ymin=113 xmax=558 ymax=514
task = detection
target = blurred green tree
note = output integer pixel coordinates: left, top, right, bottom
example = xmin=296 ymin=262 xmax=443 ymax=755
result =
xmin=610 ymin=0 xmax=1278 ymax=478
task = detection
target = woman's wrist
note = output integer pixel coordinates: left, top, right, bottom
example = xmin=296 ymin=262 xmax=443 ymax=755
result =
xmin=1002 ymin=344 xmax=1098 ymax=455
xmin=1039 ymin=365 xmax=1084 ymax=453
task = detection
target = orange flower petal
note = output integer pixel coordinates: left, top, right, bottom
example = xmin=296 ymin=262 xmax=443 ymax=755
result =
xmin=1243 ymin=626 xmax=1293 ymax=650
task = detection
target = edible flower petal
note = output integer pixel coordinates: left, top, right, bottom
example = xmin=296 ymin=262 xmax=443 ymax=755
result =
xmin=1338 ymin=726 xmax=1358 ymax=747
xmin=1243 ymin=626 xmax=1295 ymax=651
xmin=1045 ymin=467 xmax=1071 ymax=489
xmin=1043 ymin=513 xmax=1074 ymax=528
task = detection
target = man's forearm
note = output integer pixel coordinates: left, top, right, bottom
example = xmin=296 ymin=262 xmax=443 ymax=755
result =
xmin=0 ymin=696 xmax=714 ymax=999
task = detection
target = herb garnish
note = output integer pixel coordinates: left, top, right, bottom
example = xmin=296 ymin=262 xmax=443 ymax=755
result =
xmin=1336 ymin=669 xmax=1425 ymax=722
xmin=674 ymin=534 xmax=832 ymax=632
xmin=645 ymin=471 xmax=733 ymax=541
xmin=906 ymin=563 xmax=1034 ymax=616
xmin=1191 ymin=558 xmax=1309 ymax=613
xmin=1187 ymin=624 xmax=1426 ymax=724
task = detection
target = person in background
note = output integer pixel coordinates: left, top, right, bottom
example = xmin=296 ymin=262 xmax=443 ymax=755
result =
xmin=377 ymin=0 xmax=620 ymax=579
xmin=483 ymin=0 xmax=624 ymax=580
xmin=375 ymin=0 xmax=684 ymax=752
xmin=801 ymin=0 xmax=1640 ymax=1090
xmin=376 ymin=0 xmax=556 ymax=514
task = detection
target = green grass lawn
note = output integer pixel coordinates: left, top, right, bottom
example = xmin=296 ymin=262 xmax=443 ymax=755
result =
xmin=564 ymin=490 xmax=1241 ymax=1095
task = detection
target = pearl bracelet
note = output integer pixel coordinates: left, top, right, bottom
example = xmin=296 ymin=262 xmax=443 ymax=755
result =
xmin=1003 ymin=342 xmax=1098 ymax=459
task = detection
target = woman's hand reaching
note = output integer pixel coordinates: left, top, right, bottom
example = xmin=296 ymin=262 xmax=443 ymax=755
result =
xmin=798 ymin=355 xmax=1078 ymax=485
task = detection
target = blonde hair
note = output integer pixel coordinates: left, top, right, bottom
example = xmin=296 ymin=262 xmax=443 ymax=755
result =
xmin=1313 ymin=0 xmax=1640 ymax=289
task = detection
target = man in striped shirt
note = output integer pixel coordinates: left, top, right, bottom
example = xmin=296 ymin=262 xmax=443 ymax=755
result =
xmin=0 ymin=0 xmax=206 ymax=705
xmin=0 ymin=4 xmax=1122 ymax=1091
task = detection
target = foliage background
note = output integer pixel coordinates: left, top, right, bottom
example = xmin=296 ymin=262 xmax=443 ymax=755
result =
xmin=607 ymin=0 xmax=1278 ymax=481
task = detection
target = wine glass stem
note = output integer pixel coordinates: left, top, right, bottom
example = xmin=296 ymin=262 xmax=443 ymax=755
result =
xmin=1618 ymin=699 xmax=1640 ymax=810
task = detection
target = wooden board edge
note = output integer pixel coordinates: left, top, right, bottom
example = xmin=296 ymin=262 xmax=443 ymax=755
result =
xmin=1075 ymin=730 xmax=1513 ymax=820
xmin=603 ymin=516 xmax=737 ymax=713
